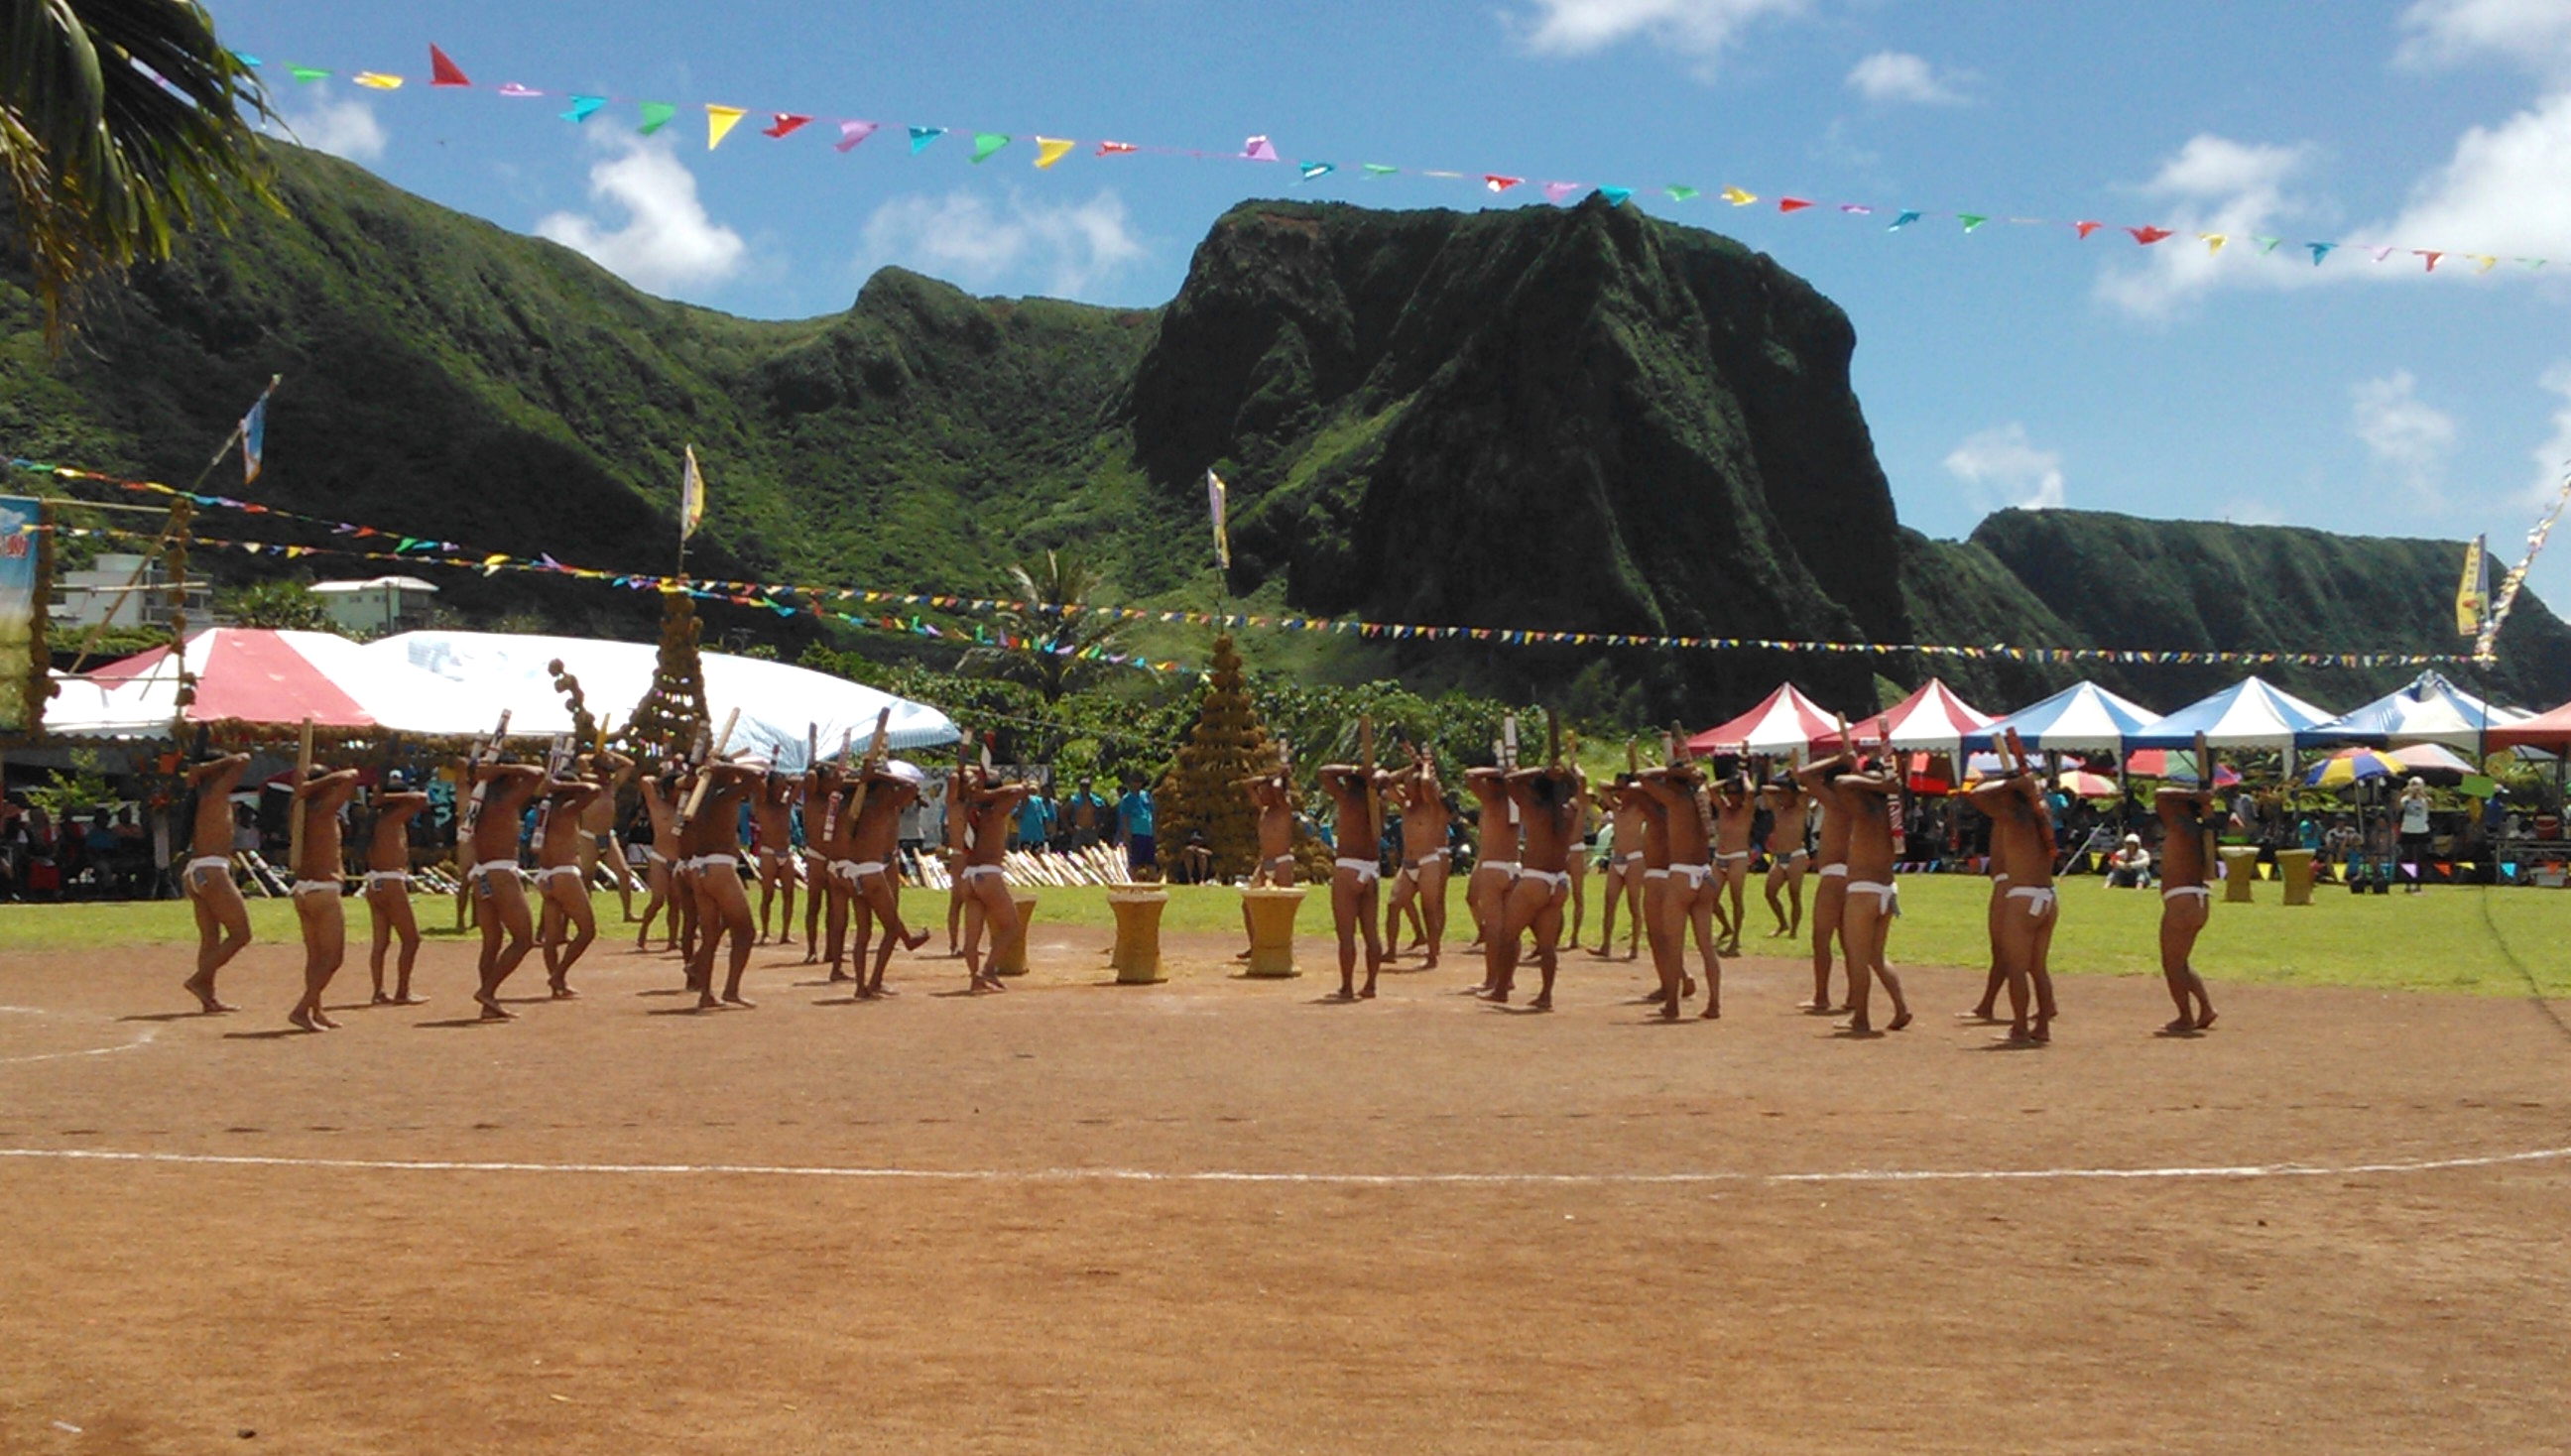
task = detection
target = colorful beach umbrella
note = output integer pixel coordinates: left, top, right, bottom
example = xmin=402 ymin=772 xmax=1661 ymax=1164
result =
xmin=2301 ymin=747 xmax=2404 ymax=789
xmin=2122 ymin=749 xmax=2241 ymax=786
xmin=2057 ymin=769 xmax=2121 ymax=799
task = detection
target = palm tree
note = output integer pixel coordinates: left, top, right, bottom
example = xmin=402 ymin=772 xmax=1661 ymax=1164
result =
xmin=3 ymin=0 xmax=276 ymax=343
xmin=958 ymin=550 xmax=1129 ymax=702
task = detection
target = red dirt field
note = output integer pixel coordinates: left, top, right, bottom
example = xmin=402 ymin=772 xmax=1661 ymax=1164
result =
xmin=2 ymin=917 xmax=2567 ymax=1455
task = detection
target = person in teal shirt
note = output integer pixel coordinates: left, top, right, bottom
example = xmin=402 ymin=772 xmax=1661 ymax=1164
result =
xmin=1014 ymin=787 xmax=1056 ymax=853
xmin=1117 ymin=777 xmax=1156 ymax=871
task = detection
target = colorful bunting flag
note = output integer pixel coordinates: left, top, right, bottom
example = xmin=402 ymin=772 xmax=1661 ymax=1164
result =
xmin=1721 ymin=185 xmax=1757 ymax=206
xmin=1542 ymin=181 xmax=1579 ymax=203
xmin=428 ymin=45 xmax=470 ymax=87
xmin=836 ymin=120 xmax=878 ymax=152
xmin=1484 ymin=175 xmax=1522 ymax=192
xmin=2416 ymin=250 xmax=2443 ymax=272
xmin=353 ymin=71 xmax=402 ymax=89
xmin=560 ymin=95 xmax=605 ymax=123
xmin=706 ymin=105 xmax=747 ymax=149
xmin=1959 ymin=213 xmax=1989 ymax=231
xmin=762 ymin=113 xmax=812 ymax=139
xmin=2201 ymin=233 xmax=2226 ymax=253
xmin=1034 ymin=137 xmax=1074 ymax=169
xmin=1598 ymin=185 xmax=1633 ymax=206
xmin=970 ymin=132 xmax=1010 ymax=163
xmin=1841 ymin=203 xmax=1874 ymax=215
xmin=908 ymin=125 xmax=944 ymax=154
xmin=2074 ymin=220 xmax=2102 ymax=238
xmin=2256 ymin=236 xmax=2282 ymax=254
xmin=1298 ymin=161 xmax=1334 ymax=182
xmin=288 ymin=65 xmax=330 ymax=82
xmin=1889 ymin=209 xmax=1921 ymax=229
xmin=2129 ymin=226 xmax=2172 ymax=245
xmin=496 ymin=82 xmax=544 ymax=98
xmin=1777 ymin=196 xmax=1813 ymax=212
xmin=638 ymin=101 xmax=675 ymax=135
xmin=1666 ymin=184 xmax=1699 ymax=201
xmin=2308 ymin=242 xmax=2336 ymax=265
xmin=1095 ymin=140 xmax=1137 ymax=156
xmin=1243 ymin=135 xmax=1280 ymax=162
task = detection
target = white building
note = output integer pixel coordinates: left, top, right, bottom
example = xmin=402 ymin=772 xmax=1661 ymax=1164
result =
xmin=309 ymin=575 xmax=440 ymax=637
xmin=49 ymin=552 xmax=214 ymax=630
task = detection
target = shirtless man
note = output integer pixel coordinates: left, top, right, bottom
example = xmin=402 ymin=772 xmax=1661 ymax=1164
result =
xmin=842 ymin=760 xmax=933 ymax=998
xmin=1590 ymin=778 xmax=1645 ymax=959
xmin=535 ymin=758 xmax=614 ymax=998
xmin=1238 ymin=769 xmax=1297 ymax=956
xmin=1382 ymin=754 xmax=1451 ymax=969
xmin=956 ymin=767 xmax=1033 ymax=992
xmin=466 ymin=758 xmax=547 ymax=1020
xmin=1760 ymin=780 xmax=1808 ymax=938
xmin=1833 ymin=762 xmax=1912 ymax=1035
xmin=577 ymin=751 xmax=636 ymax=923
xmin=1960 ymin=843 xmax=2014 ymax=1025
xmin=1493 ymin=763 xmax=1580 ymax=1009
xmin=1461 ymin=767 xmax=1520 ymax=991
xmin=2154 ymin=784 xmax=2220 ymax=1032
xmin=1711 ymin=773 xmax=1757 ymax=955
xmin=1562 ymin=765 xmax=1592 ymax=951
xmin=751 ymin=772 xmax=800 ymax=943
xmin=682 ymin=757 xmax=765 ymax=1009
xmin=1969 ymin=760 xmax=2059 ymax=1044
xmin=635 ymin=764 xmax=686 ymax=954
xmin=178 ymin=751 xmax=252 ymax=1012
xmin=362 ymin=773 xmax=429 ymax=1006
xmin=1316 ymin=761 xmax=1386 ymax=1000
xmin=1638 ymin=761 xmax=1723 ymax=1020
xmin=1792 ymin=753 xmax=1857 ymax=1014
xmin=943 ymin=767 xmax=977 ymax=957
xmin=802 ymin=760 xmax=840 ymax=964
xmin=286 ymin=764 xmax=362 ymax=1031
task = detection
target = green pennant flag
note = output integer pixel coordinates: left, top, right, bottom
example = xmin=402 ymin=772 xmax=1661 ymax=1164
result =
xmin=1958 ymin=213 xmax=1989 ymax=231
xmin=1666 ymin=184 xmax=1700 ymax=201
xmin=971 ymin=132 xmax=1010 ymax=163
xmin=289 ymin=65 xmax=330 ymax=82
xmin=1361 ymin=163 xmax=1398 ymax=178
xmin=638 ymin=101 xmax=676 ymax=135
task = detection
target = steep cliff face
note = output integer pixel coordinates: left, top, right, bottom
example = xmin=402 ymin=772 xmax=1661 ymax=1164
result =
xmin=1125 ymin=197 xmax=1907 ymax=708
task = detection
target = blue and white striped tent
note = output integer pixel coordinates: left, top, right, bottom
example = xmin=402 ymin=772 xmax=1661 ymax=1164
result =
xmin=2295 ymin=670 xmax=2524 ymax=752
xmin=2126 ymin=676 xmax=2333 ymax=751
xmin=1962 ymin=680 xmax=2160 ymax=755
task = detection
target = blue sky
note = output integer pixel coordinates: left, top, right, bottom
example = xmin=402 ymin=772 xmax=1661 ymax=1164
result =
xmin=211 ymin=0 xmax=2571 ymax=618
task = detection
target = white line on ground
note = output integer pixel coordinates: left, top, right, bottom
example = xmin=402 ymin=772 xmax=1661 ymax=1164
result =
xmin=0 ymin=1028 xmax=156 ymax=1066
xmin=1 ymin=1143 xmax=2564 ymax=1187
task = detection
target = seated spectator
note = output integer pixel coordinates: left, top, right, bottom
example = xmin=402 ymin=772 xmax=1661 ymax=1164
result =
xmin=2104 ymin=833 xmax=2153 ymax=889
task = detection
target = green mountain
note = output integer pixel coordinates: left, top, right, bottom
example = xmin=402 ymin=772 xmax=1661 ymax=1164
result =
xmin=3 ymin=140 xmax=2564 ymax=724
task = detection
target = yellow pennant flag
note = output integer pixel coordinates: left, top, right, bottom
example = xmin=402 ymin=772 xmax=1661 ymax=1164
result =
xmin=352 ymin=72 xmax=403 ymax=90
xmin=706 ymin=105 xmax=747 ymax=150
xmin=1721 ymin=185 xmax=1758 ymax=206
xmin=2201 ymin=232 xmax=2227 ymax=254
xmin=680 ymin=445 xmax=706 ymax=542
xmin=1033 ymin=137 xmax=1075 ymax=170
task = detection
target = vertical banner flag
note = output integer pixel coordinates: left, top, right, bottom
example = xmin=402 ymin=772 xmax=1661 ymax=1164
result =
xmin=680 ymin=445 xmax=705 ymax=542
xmin=239 ymin=391 xmax=268 ymax=483
xmin=2456 ymin=535 xmax=2489 ymax=637
xmin=1206 ymin=469 xmax=1229 ymax=569
xmin=0 ymin=496 xmax=42 ymax=733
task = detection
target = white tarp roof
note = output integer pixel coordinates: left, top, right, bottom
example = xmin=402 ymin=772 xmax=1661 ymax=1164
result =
xmin=48 ymin=628 xmax=512 ymax=739
xmin=367 ymin=631 xmax=958 ymax=766
xmin=1963 ymin=680 xmax=2161 ymax=754
xmin=2125 ymin=676 xmax=2335 ymax=751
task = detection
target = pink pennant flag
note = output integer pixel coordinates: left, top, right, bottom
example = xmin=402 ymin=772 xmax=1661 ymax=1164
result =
xmin=834 ymin=120 xmax=878 ymax=153
xmin=1839 ymin=203 xmax=1873 ymax=214
xmin=2370 ymin=246 xmax=2394 ymax=262
xmin=762 ymin=113 xmax=812 ymax=139
xmin=2415 ymin=250 xmax=2443 ymax=272
xmin=2074 ymin=220 xmax=2102 ymax=238
xmin=1483 ymin=175 xmax=1522 ymax=192
xmin=495 ymin=82 xmax=544 ymax=98
xmin=1096 ymin=140 xmax=1137 ymax=156
xmin=1542 ymin=182 xmax=1580 ymax=203
xmin=2127 ymin=225 xmax=2171 ymax=245
xmin=1777 ymin=196 xmax=1813 ymax=212
xmin=1243 ymin=135 xmax=1281 ymax=162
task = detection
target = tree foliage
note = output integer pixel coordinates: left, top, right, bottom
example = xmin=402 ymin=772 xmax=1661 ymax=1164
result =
xmin=218 ymin=577 xmax=330 ymax=632
xmin=956 ymin=550 xmax=1129 ymax=702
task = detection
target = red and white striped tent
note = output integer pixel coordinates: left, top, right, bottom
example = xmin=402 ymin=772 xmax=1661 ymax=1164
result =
xmin=48 ymin=628 xmax=507 ymax=737
xmin=1685 ymin=683 xmax=1838 ymax=758
xmin=1810 ymin=678 xmax=1998 ymax=760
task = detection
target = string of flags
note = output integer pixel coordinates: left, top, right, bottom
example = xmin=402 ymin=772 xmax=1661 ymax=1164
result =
xmin=232 ymin=44 xmax=2558 ymax=279
xmin=13 ymin=456 xmax=2492 ymax=672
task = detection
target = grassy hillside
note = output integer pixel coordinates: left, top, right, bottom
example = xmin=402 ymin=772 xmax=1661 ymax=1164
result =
xmin=2 ymin=140 xmax=2562 ymax=726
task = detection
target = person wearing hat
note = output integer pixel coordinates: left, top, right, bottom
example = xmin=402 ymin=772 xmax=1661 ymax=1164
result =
xmin=363 ymin=771 xmax=431 ymax=1006
xmin=2105 ymin=832 xmax=2153 ymax=890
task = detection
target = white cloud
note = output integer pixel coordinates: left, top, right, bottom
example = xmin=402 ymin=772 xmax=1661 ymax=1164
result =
xmin=2396 ymin=0 xmax=2571 ymax=77
xmin=534 ymin=136 xmax=746 ymax=295
xmin=2094 ymin=135 xmax=2319 ymax=318
xmin=2350 ymin=370 xmax=2457 ymax=509
xmin=1845 ymin=51 xmax=1969 ymax=105
xmin=854 ymin=189 xmax=1147 ymax=301
xmin=1506 ymin=0 xmax=1805 ymax=76
xmin=2365 ymin=90 xmax=2571 ymax=271
xmin=1943 ymin=425 xmax=2065 ymax=511
xmin=268 ymin=86 xmax=385 ymax=164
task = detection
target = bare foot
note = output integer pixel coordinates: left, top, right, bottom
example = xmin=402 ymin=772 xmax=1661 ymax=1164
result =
xmin=721 ymin=993 xmax=756 ymax=1008
xmin=827 ymin=968 xmax=851 ymax=982
xmin=1699 ymin=1004 xmax=1720 ymax=1020
xmin=371 ymin=991 xmax=394 ymax=1007
xmin=904 ymin=928 xmax=930 ymax=952
xmin=1997 ymin=1026 xmax=2036 ymax=1045
xmin=1682 ymin=977 xmax=1697 ymax=999
xmin=1530 ymin=993 xmax=1553 ymax=1012
xmin=182 ymin=975 xmax=236 ymax=1014
xmin=1326 ymin=986 xmax=1357 ymax=1002
xmin=1359 ymin=982 xmax=1378 ymax=1000
xmin=1798 ymin=1001 xmax=1839 ymax=1015
xmin=694 ymin=994 xmax=722 ymax=1011
xmin=1845 ymin=1017 xmax=1874 ymax=1035
xmin=1887 ymin=1010 xmax=1912 ymax=1031
xmin=1657 ymin=1003 xmax=1680 ymax=1022
xmin=2030 ymin=1020 xmax=2051 ymax=1044
xmin=288 ymin=1007 xmax=322 ymax=1032
xmin=1955 ymin=1008 xmax=2000 ymax=1023
xmin=2195 ymin=1009 xmax=2218 ymax=1031
xmin=393 ymin=994 xmax=426 ymax=1006
xmin=477 ymin=997 xmax=517 ymax=1022
xmin=2163 ymin=1016 xmax=2197 ymax=1035
xmin=549 ymin=982 xmax=579 ymax=1000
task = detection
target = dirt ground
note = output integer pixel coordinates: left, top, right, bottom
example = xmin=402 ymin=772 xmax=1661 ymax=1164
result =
xmin=2 ymin=909 xmax=2568 ymax=1455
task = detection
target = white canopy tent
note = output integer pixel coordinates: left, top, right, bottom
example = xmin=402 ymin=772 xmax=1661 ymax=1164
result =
xmin=47 ymin=628 xmax=515 ymax=739
xmin=365 ymin=631 xmax=958 ymax=768
xmin=2124 ymin=676 xmax=2334 ymax=752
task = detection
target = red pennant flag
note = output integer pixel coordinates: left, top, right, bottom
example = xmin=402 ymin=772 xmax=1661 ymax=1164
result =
xmin=2073 ymin=220 xmax=2102 ymax=239
xmin=762 ymin=113 xmax=812 ymax=139
xmin=1777 ymin=196 xmax=1813 ymax=212
xmin=428 ymin=45 xmax=470 ymax=88
xmin=1483 ymin=175 xmax=1524 ymax=192
xmin=2127 ymin=225 xmax=2172 ymax=245
xmin=2415 ymin=250 xmax=2443 ymax=272
xmin=1095 ymin=140 xmax=1137 ymax=156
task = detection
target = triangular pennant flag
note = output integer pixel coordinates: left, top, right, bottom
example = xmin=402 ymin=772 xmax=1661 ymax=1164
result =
xmin=353 ymin=72 xmax=403 ymax=90
xmin=1958 ymin=213 xmax=1989 ymax=231
xmin=1666 ymin=184 xmax=1700 ymax=201
xmin=1243 ymin=135 xmax=1281 ymax=162
xmin=970 ymin=132 xmax=1011 ymax=163
xmin=638 ymin=101 xmax=676 ymax=135
xmin=1095 ymin=140 xmax=1137 ymax=156
xmin=2074 ymin=219 xmax=2102 ymax=238
xmin=428 ymin=45 xmax=470 ymax=88
xmin=1542 ymin=181 xmax=1580 ymax=203
xmin=288 ymin=65 xmax=330 ymax=82
xmin=2369 ymin=246 xmax=2394 ymax=261
xmin=2256 ymin=235 xmax=2283 ymax=254
xmin=835 ymin=120 xmax=878 ymax=152
xmin=1889 ymin=209 xmax=1921 ymax=229
xmin=908 ymin=125 xmax=945 ymax=154
xmin=1598 ymin=185 xmax=1633 ymax=206
xmin=560 ymin=94 xmax=605 ymax=123
xmin=1777 ymin=196 xmax=1813 ymax=212
xmin=1840 ymin=203 xmax=1874 ymax=214
xmin=2472 ymin=254 xmax=2497 ymax=273
xmin=2307 ymin=241 xmax=2336 ymax=265
xmin=2128 ymin=225 xmax=2172 ymax=245
xmin=2201 ymin=232 xmax=2227 ymax=253
xmin=1484 ymin=175 xmax=1523 ymax=191
xmin=2416 ymin=250 xmax=2443 ymax=271
xmin=232 ymin=53 xmax=260 ymax=67
xmin=1298 ymin=161 xmax=1335 ymax=182
xmin=1720 ymin=185 xmax=1757 ymax=205
xmin=706 ymin=105 xmax=747 ymax=150
xmin=1360 ymin=163 xmax=1397 ymax=178
xmin=762 ymin=113 xmax=812 ymax=139
xmin=496 ymin=82 xmax=544 ymax=98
